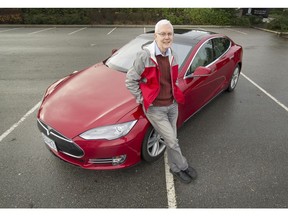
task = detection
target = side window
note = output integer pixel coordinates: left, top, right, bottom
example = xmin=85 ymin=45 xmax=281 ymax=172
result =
xmin=213 ymin=37 xmax=231 ymax=59
xmin=186 ymin=40 xmax=213 ymax=76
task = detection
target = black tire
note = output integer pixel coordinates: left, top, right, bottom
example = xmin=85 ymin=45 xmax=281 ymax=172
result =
xmin=141 ymin=126 xmax=166 ymax=162
xmin=227 ymin=65 xmax=240 ymax=92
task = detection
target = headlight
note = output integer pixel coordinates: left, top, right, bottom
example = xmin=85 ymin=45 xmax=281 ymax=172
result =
xmin=79 ymin=120 xmax=137 ymax=140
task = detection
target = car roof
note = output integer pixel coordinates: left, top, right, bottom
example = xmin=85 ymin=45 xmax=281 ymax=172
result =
xmin=141 ymin=29 xmax=217 ymax=45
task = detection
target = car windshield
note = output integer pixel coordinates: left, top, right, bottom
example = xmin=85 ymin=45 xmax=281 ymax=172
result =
xmin=105 ymin=37 xmax=192 ymax=73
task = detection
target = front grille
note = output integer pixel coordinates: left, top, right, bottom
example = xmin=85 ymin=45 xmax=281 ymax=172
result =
xmin=37 ymin=119 xmax=84 ymax=158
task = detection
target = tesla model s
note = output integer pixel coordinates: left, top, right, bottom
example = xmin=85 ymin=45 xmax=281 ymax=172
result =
xmin=37 ymin=29 xmax=243 ymax=170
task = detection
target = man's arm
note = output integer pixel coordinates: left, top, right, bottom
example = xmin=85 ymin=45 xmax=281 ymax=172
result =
xmin=125 ymin=50 xmax=147 ymax=104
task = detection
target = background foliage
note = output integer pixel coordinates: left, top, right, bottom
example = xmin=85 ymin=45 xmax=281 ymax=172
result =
xmin=0 ymin=8 xmax=287 ymax=32
xmin=266 ymin=9 xmax=288 ymax=31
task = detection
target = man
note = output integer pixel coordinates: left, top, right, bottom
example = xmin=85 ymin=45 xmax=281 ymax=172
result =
xmin=125 ymin=19 xmax=197 ymax=184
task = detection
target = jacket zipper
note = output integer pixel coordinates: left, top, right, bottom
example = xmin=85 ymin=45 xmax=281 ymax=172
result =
xmin=170 ymin=56 xmax=176 ymax=101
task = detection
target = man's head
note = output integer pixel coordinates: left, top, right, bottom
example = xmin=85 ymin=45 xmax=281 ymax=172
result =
xmin=154 ymin=19 xmax=174 ymax=54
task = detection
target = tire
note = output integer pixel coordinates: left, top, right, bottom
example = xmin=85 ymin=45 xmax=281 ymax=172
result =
xmin=141 ymin=126 xmax=166 ymax=162
xmin=227 ymin=65 xmax=240 ymax=92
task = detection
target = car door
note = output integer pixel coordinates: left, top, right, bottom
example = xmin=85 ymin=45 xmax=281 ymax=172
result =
xmin=212 ymin=37 xmax=235 ymax=87
xmin=178 ymin=38 xmax=226 ymax=123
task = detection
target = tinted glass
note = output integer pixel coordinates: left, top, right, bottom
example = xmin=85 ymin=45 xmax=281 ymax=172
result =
xmin=105 ymin=37 xmax=192 ymax=73
xmin=186 ymin=40 xmax=213 ymax=76
xmin=213 ymin=37 xmax=231 ymax=59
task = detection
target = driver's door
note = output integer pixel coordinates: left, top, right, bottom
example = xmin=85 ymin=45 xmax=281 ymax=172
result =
xmin=178 ymin=39 xmax=225 ymax=123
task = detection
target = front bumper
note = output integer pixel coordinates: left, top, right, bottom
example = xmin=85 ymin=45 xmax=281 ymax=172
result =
xmin=37 ymin=119 xmax=148 ymax=170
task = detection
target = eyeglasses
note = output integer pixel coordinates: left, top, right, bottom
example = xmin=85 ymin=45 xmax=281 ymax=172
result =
xmin=157 ymin=32 xmax=174 ymax=37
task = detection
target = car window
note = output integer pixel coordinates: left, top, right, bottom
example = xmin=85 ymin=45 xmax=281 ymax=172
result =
xmin=105 ymin=37 xmax=192 ymax=73
xmin=212 ymin=37 xmax=231 ymax=59
xmin=186 ymin=40 xmax=213 ymax=77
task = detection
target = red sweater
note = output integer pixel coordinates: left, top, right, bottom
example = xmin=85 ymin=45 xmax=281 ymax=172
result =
xmin=153 ymin=55 xmax=174 ymax=106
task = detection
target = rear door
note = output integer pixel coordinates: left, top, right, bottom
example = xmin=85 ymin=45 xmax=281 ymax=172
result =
xmin=211 ymin=37 xmax=235 ymax=87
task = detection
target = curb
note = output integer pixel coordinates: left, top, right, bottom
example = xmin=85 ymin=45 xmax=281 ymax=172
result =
xmin=252 ymin=26 xmax=288 ymax=38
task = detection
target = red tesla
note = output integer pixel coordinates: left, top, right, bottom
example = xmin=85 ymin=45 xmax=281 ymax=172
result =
xmin=37 ymin=29 xmax=243 ymax=170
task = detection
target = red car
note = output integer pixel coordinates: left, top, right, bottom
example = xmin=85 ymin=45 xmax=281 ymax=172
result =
xmin=37 ymin=29 xmax=243 ymax=170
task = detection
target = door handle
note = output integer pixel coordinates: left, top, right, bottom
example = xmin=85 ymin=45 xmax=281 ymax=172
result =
xmin=211 ymin=68 xmax=217 ymax=73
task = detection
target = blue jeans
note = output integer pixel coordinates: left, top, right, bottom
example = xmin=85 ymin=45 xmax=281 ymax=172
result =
xmin=144 ymin=102 xmax=188 ymax=172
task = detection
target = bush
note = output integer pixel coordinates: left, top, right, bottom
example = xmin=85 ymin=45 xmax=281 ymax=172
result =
xmin=178 ymin=8 xmax=239 ymax=25
xmin=248 ymin=15 xmax=263 ymax=25
xmin=0 ymin=13 xmax=23 ymax=24
xmin=267 ymin=16 xmax=288 ymax=31
xmin=22 ymin=8 xmax=91 ymax=24
xmin=2 ymin=7 xmax=285 ymax=30
xmin=0 ymin=9 xmax=23 ymax=24
xmin=267 ymin=9 xmax=288 ymax=32
xmin=232 ymin=16 xmax=251 ymax=26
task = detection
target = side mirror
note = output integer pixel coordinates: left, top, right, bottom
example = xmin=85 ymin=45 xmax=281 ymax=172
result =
xmin=112 ymin=49 xmax=118 ymax=55
xmin=192 ymin=66 xmax=212 ymax=77
xmin=103 ymin=49 xmax=118 ymax=64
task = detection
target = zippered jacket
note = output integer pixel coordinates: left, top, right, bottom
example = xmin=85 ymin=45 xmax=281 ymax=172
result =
xmin=126 ymin=41 xmax=185 ymax=111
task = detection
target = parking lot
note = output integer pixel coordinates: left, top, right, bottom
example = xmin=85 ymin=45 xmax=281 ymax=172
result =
xmin=0 ymin=26 xmax=288 ymax=208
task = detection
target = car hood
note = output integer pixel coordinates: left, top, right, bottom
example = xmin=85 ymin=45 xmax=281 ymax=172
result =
xmin=38 ymin=63 xmax=138 ymax=139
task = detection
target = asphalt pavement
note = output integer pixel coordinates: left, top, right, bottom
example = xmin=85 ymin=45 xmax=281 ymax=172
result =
xmin=0 ymin=26 xmax=288 ymax=209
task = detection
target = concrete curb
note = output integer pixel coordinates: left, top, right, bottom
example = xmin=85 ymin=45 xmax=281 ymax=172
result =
xmin=252 ymin=26 xmax=288 ymax=38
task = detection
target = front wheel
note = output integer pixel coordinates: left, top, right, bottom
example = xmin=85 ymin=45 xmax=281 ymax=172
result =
xmin=227 ymin=65 xmax=240 ymax=92
xmin=141 ymin=126 xmax=166 ymax=162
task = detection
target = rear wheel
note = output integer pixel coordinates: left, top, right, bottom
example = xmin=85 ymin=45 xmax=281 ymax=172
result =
xmin=227 ymin=65 xmax=240 ymax=92
xmin=141 ymin=126 xmax=166 ymax=162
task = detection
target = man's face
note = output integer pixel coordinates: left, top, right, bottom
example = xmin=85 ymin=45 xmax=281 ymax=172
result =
xmin=154 ymin=24 xmax=173 ymax=54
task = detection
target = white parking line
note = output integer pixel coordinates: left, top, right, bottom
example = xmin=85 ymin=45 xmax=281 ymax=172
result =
xmin=225 ymin=28 xmax=247 ymax=35
xmin=241 ymin=73 xmax=288 ymax=112
xmin=164 ymin=152 xmax=177 ymax=208
xmin=28 ymin=28 xmax=55 ymax=35
xmin=68 ymin=27 xmax=87 ymax=35
xmin=107 ymin=27 xmax=117 ymax=35
xmin=0 ymin=102 xmax=41 ymax=143
xmin=0 ymin=28 xmax=20 ymax=33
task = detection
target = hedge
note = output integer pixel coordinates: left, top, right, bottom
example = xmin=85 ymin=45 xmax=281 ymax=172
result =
xmin=0 ymin=8 xmax=287 ymax=32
